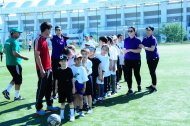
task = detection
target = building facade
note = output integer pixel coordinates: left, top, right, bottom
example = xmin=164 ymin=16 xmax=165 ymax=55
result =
xmin=0 ymin=0 xmax=190 ymax=44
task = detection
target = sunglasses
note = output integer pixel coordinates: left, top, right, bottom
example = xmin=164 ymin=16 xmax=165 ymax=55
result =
xmin=128 ymin=30 xmax=134 ymax=33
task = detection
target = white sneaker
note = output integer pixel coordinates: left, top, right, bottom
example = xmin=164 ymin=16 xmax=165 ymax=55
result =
xmin=87 ymin=109 xmax=93 ymax=114
xmin=79 ymin=112 xmax=85 ymax=117
xmin=93 ymin=99 xmax=97 ymax=104
xmin=107 ymin=92 xmax=111 ymax=97
xmin=70 ymin=116 xmax=75 ymax=122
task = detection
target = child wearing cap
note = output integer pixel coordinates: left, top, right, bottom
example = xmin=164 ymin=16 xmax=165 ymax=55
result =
xmin=71 ymin=53 xmax=88 ymax=117
xmin=57 ymin=54 xmax=75 ymax=121
xmin=81 ymin=48 xmax=93 ymax=114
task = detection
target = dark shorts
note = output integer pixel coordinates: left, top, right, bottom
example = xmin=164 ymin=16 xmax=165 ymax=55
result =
xmin=75 ymin=81 xmax=84 ymax=95
xmin=0 ymin=52 xmax=3 ymax=55
xmin=7 ymin=65 xmax=22 ymax=85
xmin=84 ymin=75 xmax=93 ymax=96
xmin=58 ymin=82 xmax=73 ymax=103
xmin=51 ymin=59 xmax=60 ymax=80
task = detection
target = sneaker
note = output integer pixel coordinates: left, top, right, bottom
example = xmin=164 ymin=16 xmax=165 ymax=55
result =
xmin=14 ymin=96 xmax=24 ymax=101
xmin=79 ymin=112 xmax=85 ymax=117
xmin=70 ymin=116 xmax=75 ymax=122
xmin=2 ymin=90 xmax=10 ymax=100
xmin=47 ymin=106 xmax=59 ymax=111
xmin=107 ymin=92 xmax=111 ymax=97
xmin=87 ymin=109 xmax=93 ymax=114
xmin=126 ymin=90 xmax=133 ymax=95
xmin=149 ymin=87 xmax=157 ymax=93
xmin=36 ymin=110 xmax=46 ymax=116
xmin=92 ymin=99 xmax=97 ymax=105
xmin=146 ymin=85 xmax=153 ymax=90
xmin=138 ymin=86 xmax=142 ymax=92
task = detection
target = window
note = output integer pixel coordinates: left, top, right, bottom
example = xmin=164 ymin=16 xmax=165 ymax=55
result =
xmin=125 ymin=12 xmax=140 ymax=18
xmin=125 ymin=19 xmax=140 ymax=25
xmin=24 ymin=26 xmax=34 ymax=31
xmin=39 ymin=19 xmax=51 ymax=24
xmin=107 ymin=21 xmax=121 ymax=27
xmin=144 ymin=11 xmax=161 ymax=16
xmin=167 ymin=8 xmax=183 ymax=14
xmin=167 ymin=16 xmax=182 ymax=22
xmin=71 ymin=17 xmax=84 ymax=21
xmin=72 ymin=23 xmax=84 ymax=29
xmin=144 ymin=18 xmax=161 ymax=24
xmin=88 ymin=16 xmax=100 ymax=20
xmin=106 ymin=14 xmax=121 ymax=19
xmin=7 ymin=21 xmax=18 ymax=25
xmin=89 ymin=22 xmax=100 ymax=28
xmin=23 ymin=20 xmax=34 ymax=24
xmin=55 ymin=18 xmax=68 ymax=22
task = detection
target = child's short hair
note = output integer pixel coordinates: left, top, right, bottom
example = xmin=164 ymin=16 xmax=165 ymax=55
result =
xmin=67 ymin=45 xmax=76 ymax=52
xmin=101 ymin=44 xmax=109 ymax=52
xmin=81 ymin=48 xmax=90 ymax=54
xmin=63 ymin=47 xmax=72 ymax=56
xmin=99 ymin=36 xmax=108 ymax=43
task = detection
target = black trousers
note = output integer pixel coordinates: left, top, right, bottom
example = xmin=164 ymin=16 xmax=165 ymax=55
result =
xmin=0 ymin=52 xmax=3 ymax=62
xmin=104 ymin=76 xmax=110 ymax=93
xmin=36 ymin=69 xmax=53 ymax=111
xmin=147 ymin=58 xmax=159 ymax=86
xmin=125 ymin=60 xmax=141 ymax=90
xmin=92 ymin=75 xmax=98 ymax=100
xmin=51 ymin=59 xmax=60 ymax=97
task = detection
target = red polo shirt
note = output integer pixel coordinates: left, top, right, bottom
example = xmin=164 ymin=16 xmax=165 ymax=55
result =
xmin=34 ymin=35 xmax=51 ymax=71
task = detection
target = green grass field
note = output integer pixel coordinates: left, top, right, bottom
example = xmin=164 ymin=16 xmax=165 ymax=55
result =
xmin=0 ymin=44 xmax=190 ymax=126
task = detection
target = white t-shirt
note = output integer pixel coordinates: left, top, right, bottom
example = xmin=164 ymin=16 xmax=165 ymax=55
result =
xmin=83 ymin=59 xmax=92 ymax=75
xmin=71 ymin=65 xmax=89 ymax=84
xmin=96 ymin=54 xmax=110 ymax=77
xmin=109 ymin=45 xmax=118 ymax=75
xmin=117 ymin=41 xmax=124 ymax=65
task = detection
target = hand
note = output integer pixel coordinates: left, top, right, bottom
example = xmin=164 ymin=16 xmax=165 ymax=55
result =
xmin=126 ymin=49 xmax=131 ymax=53
xmin=40 ymin=69 xmax=46 ymax=78
xmin=23 ymin=57 xmax=29 ymax=60
xmin=139 ymin=44 xmax=144 ymax=49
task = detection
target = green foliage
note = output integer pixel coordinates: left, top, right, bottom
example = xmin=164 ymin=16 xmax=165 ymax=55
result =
xmin=160 ymin=23 xmax=186 ymax=43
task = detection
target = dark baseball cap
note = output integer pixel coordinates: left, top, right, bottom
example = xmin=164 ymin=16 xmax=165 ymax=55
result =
xmin=55 ymin=26 xmax=61 ymax=30
xmin=59 ymin=54 xmax=68 ymax=61
xmin=146 ymin=26 xmax=154 ymax=31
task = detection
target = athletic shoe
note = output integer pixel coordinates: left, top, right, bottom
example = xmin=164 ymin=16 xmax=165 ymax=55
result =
xmin=92 ymin=99 xmax=97 ymax=105
xmin=36 ymin=110 xmax=46 ymax=116
xmin=70 ymin=116 xmax=75 ymax=122
xmin=79 ymin=112 xmax=85 ymax=117
xmin=47 ymin=106 xmax=59 ymax=111
xmin=14 ymin=96 xmax=24 ymax=101
xmin=138 ymin=86 xmax=142 ymax=92
xmin=126 ymin=90 xmax=133 ymax=95
xmin=87 ymin=109 xmax=93 ymax=114
xmin=107 ymin=92 xmax=111 ymax=97
xmin=146 ymin=85 xmax=153 ymax=90
xmin=149 ymin=87 xmax=157 ymax=93
xmin=2 ymin=90 xmax=10 ymax=100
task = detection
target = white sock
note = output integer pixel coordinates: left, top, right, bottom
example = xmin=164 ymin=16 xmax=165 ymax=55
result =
xmin=60 ymin=110 xmax=64 ymax=117
xmin=70 ymin=108 xmax=74 ymax=117
xmin=6 ymin=83 xmax=13 ymax=92
xmin=15 ymin=90 xmax=20 ymax=98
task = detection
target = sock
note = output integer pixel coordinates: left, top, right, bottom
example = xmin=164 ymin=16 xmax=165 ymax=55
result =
xmin=70 ymin=108 xmax=74 ymax=117
xmin=6 ymin=83 xmax=13 ymax=92
xmin=15 ymin=90 xmax=20 ymax=98
xmin=60 ymin=109 xmax=64 ymax=117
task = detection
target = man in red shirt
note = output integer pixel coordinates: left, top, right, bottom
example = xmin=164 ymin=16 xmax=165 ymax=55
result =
xmin=34 ymin=22 xmax=58 ymax=115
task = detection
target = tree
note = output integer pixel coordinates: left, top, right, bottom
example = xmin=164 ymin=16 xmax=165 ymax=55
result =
xmin=160 ymin=23 xmax=186 ymax=43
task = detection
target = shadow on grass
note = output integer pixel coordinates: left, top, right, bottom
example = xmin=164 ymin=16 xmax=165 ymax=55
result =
xmin=0 ymin=101 xmax=14 ymax=106
xmin=95 ymin=90 xmax=151 ymax=107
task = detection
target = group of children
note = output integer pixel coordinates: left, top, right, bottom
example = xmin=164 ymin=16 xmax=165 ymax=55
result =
xmin=56 ymin=35 xmax=124 ymax=122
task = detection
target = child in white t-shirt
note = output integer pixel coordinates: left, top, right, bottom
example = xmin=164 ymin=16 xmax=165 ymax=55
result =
xmin=71 ymin=53 xmax=88 ymax=117
xmin=108 ymin=36 xmax=119 ymax=95
xmin=96 ymin=44 xmax=110 ymax=100
xmin=81 ymin=48 xmax=93 ymax=114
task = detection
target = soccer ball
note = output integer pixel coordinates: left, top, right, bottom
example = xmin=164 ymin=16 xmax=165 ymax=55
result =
xmin=47 ymin=114 xmax=61 ymax=126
